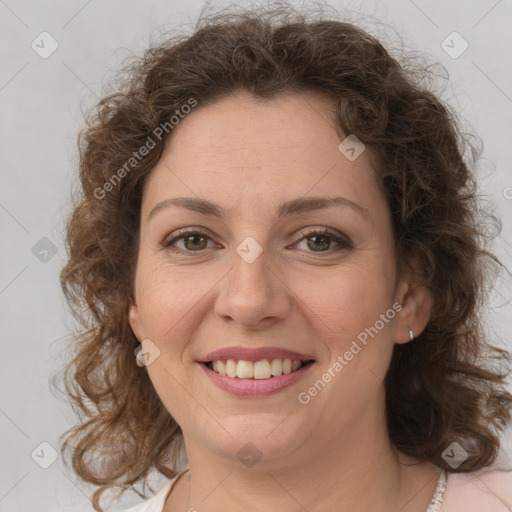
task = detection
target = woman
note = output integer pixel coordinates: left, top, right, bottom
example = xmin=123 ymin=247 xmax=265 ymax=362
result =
xmin=58 ymin=3 xmax=512 ymax=511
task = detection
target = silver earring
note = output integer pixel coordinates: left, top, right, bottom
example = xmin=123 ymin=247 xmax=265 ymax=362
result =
xmin=408 ymin=327 xmax=414 ymax=341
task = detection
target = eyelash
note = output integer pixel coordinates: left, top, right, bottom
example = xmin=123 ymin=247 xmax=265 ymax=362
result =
xmin=162 ymin=228 xmax=352 ymax=255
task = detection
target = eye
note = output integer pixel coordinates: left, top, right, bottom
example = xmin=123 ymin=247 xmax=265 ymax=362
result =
xmin=294 ymin=228 xmax=352 ymax=253
xmin=162 ymin=228 xmax=352 ymax=254
xmin=162 ymin=230 xmax=214 ymax=252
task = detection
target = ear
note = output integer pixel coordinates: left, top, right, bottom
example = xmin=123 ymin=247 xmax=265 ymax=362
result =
xmin=392 ymin=256 xmax=432 ymax=345
xmin=128 ymin=302 xmax=143 ymax=342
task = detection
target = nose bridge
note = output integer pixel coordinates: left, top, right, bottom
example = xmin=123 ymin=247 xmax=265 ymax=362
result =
xmin=214 ymin=233 xmax=291 ymax=326
xmin=229 ymin=234 xmax=274 ymax=301
xmin=237 ymin=237 xmax=270 ymax=284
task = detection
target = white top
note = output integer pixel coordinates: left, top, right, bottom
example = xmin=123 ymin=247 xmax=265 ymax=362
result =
xmin=116 ymin=466 xmax=512 ymax=512
xmin=117 ymin=468 xmax=189 ymax=512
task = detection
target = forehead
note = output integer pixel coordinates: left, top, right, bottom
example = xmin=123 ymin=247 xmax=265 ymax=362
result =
xmin=141 ymin=90 xmax=384 ymax=221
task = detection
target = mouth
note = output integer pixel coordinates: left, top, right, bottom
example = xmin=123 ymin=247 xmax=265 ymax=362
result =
xmin=202 ymin=358 xmax=316 ymax=379
xmin=198 ymin=357 xmax=316 ymax=397
xmin=196 ymin=346 xmax=316 ymax=396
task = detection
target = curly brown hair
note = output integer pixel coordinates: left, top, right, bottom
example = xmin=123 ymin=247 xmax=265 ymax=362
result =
xmin=55 ymin=2 xmax=512 ymax=510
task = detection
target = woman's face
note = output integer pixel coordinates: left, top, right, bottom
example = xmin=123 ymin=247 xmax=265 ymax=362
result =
xmin=129 ymin=90 xmax=420 ymax=464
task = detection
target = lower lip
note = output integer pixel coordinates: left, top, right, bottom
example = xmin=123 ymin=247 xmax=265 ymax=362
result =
xmin=199 ymin=361 xmax=315 ymax=397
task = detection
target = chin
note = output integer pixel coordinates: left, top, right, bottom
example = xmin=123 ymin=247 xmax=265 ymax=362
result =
xmin=192 ymin=415 xmax=312 ymax=466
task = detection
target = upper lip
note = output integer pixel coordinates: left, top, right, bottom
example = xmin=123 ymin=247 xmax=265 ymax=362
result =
xmin=197 ymin=346 xmax=315 ymax=363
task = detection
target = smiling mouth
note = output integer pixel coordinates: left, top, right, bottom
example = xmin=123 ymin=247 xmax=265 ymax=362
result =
xmin=203 ymin=358 xmax=315 ymax=379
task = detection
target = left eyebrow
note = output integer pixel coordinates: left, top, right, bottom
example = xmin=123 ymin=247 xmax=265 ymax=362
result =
xmin=147 ymin=195 xmax=369 ymax=222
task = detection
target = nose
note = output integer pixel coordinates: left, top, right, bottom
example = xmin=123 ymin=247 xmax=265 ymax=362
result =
xmin=213 ymin=241 xmax=292 ymax=329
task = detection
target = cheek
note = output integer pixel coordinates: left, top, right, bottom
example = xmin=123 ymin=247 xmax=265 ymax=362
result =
xmin=308 ymin=261 xmax=395 ymax=331
xmin=301 ymin=257 xmax=397 ymax=375
xmin=134 ymin=261 xmax=192 ymax=343
xmin=134 ymin=258 xmax=221 ymax=357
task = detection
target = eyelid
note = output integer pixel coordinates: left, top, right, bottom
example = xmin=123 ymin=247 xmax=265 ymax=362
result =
xmin=294 ymin=227 xmax=352 ymax=250
xmin=161 ymin=227 xmax=217 ymax=249
xmin=162 ymin=226 xmax=353 ymax=253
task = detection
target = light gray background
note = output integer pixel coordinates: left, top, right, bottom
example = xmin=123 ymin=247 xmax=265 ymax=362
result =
xmin=1 ymin=0 xmax=511 ymax=511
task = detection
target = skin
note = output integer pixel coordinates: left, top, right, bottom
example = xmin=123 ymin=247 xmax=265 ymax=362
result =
xmin=128 ymin=89 xmax=437 ymax=512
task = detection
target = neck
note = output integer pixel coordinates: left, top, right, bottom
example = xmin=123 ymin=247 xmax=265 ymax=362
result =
xmin=173 ymin=400 xmax=439 ymax=512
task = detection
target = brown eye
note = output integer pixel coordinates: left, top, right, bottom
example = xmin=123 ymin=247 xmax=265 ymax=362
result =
xmin=306 ymin=233 xmax=331 ymax=251
xmin=163 ymin=230 xmax=212 ymax=252
xmin=162 ymin=228 xmax=352 ymax=255
xmin=296 ymin=228 xmax=352 ymax=253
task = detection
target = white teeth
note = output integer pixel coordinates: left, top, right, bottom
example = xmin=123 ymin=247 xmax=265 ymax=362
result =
xmin=236 ymin=360 xmax=253 ymax=379
xmin=253 ymin=360 xmax=272 ymax=379
xmin=209 ymin=358 xmax=309 ymax=379
xmin=225 ymin=359 xmax=237 ymax=378
xmin=270 ymin=358 xmax=282 ymax=376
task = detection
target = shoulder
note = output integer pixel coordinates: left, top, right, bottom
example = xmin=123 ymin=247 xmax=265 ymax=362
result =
xmin=111 ymin=479 xmax=175 ymax=512
xmin=442 ymin=467 xmax=512 ymax=512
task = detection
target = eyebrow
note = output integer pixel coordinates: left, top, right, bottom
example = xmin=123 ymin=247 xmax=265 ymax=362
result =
xmin=148 ymin=195 xmax=368 ymax=222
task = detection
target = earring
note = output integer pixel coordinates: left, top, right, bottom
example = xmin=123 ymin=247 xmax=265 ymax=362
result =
xmin=408 ymin=327 xmax=414 ymax=341
xmin=136 ymin=356 xmax=144 ymax=367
